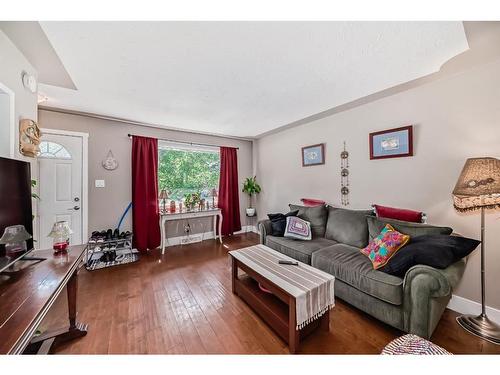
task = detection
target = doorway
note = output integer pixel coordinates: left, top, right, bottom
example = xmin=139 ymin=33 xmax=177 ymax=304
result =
xmin=37 ymin=129 xmax=88 ymax=249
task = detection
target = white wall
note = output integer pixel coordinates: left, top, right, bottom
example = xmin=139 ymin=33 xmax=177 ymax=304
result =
xmin=0 ymin=92 xmax=11 ymax=158
xmin=0 ymin=29 xmax=39 ymax=238
xmin=255 ymin=58 xmax=500 ymax=310
xmin=0 ymin=30 xmax=38 ymax=151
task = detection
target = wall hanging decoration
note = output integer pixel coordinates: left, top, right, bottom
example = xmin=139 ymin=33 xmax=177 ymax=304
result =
xmin=340 ymin=141 xmax=350 ymax=206
xmin=102 ymin=150 xmax=119 ymax=170
xmin=369 ymin=125 xmax=413 ymax=160
xmin=21 ymin=71 xmax=37 ymax=93
xmin=19 ymin=119 xmax=41 ymax=157
xmin=302 ymin=143 xmax=325 ymax=167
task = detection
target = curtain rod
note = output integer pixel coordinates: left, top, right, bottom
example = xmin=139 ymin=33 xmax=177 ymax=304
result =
xmin=127 ymin=133 xmax=239 ymax=150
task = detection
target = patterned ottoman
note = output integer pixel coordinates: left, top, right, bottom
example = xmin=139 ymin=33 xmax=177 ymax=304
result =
xmin=382 ymin=334 xmax=451 ymax=355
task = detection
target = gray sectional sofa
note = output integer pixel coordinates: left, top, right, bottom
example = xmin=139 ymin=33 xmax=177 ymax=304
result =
xmin=258 ymin=204 xmax=467 ymax=339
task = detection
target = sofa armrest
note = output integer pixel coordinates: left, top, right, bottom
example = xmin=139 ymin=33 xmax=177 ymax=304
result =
xmin=402 ymin=258 xmax=466 ymax=338
xmin=258 ymin=219 xmax=272 ymax=245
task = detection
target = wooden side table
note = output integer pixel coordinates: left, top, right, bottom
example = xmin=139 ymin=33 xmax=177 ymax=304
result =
xmin=0 ymin=245 xmax=88 ymax=354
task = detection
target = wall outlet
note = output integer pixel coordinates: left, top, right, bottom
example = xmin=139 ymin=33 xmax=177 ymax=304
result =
xmin=95 ymin=179 xmax=105 ymax=188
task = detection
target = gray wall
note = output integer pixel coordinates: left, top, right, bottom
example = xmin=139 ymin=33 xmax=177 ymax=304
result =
xmin=38 ymin=109 xmax=253 ymax=238
xmin=255 ymin=58 xmax=500 ymax=310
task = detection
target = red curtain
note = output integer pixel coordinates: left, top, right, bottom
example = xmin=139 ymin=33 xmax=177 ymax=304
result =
xmin=132 ymin=136 xmax=160 ymax=253
xmin=218 ymin=147 xmax=241 ymax=236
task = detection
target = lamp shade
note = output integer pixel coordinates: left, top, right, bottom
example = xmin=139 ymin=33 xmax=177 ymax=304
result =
xmin=159 ymin=189 xmax=169 ymax=200
xmin=452 ymin=157 xmax=500 ymax=212
xmin=210 ymin=188 xmax=218 ymax=197
xmin=0 ymin=225 xmax=32 ymax=244
xmin=47 ymin=221 xmax=73 ymax=238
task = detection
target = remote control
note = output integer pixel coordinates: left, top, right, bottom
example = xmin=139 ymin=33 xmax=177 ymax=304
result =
xmin=278 ymin=260 xmax=299 ymax=266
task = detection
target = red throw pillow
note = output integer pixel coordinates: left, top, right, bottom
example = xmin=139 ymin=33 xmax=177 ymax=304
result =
xmin=373 ymin=204 xmax=423 ymax=223
xmin=300 ymin=198 xmax=326 ymax=207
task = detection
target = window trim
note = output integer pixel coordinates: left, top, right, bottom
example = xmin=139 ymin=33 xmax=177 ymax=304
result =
xmin=38 ymin=140 xmax=73 ymax=159
xmin=158 ymin=140 xmax=219 ymax=154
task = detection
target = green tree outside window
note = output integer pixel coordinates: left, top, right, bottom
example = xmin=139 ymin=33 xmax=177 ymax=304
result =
xmin=158 ymin=148 xmax=220 ymax=202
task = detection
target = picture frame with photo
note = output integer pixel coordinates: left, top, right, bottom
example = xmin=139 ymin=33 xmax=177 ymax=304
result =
xmin=301 ymin=143 xmax=325 ymax=167
xmin=369 ymin=125 xmax=413 ymax=160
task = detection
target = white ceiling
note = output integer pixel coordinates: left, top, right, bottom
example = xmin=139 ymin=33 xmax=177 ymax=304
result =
xmin=39 ymin=22 xmax=468 ymax=138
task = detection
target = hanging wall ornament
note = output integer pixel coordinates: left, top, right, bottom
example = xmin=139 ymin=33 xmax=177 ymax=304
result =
xmin=102 ymin=150 xmax=119 ymax=171
xmin=340 ymin=141 xmax=350 ymax=206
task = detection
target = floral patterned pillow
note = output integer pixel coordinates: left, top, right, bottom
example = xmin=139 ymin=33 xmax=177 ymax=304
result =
xmin=360 ymin=224 xmax=410 ymax=269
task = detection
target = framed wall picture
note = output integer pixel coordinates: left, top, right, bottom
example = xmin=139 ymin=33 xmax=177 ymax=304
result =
xmin=369 ymin=125 xmax=413 ymax=160
xmin=302 ymin=143 xmax=325 ymax=167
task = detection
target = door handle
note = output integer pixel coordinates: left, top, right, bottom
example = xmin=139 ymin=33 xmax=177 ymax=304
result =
xmin=68 ymin=206 xmax=80 ymax=211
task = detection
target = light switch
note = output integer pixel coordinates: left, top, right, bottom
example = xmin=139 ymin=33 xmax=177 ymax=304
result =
xmin=95 ymin=179 xmax=105 ymax=188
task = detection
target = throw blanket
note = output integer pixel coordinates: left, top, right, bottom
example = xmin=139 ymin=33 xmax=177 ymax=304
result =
xmin=229 ymin=245 xmax=335 ymax=330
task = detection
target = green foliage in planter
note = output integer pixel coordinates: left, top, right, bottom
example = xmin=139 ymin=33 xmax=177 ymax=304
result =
xmin=31 ymin=179 xmax=40 ymax=200
xmin=31 ymin=179 xmax=40 ymax=223
xmin=242 ymin=176 xmax=261 ymax=208
xmin=184 ymin=192 xmax=201 ymax=211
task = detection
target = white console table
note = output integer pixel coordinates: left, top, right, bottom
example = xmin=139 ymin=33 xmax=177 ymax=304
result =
xmin=159 ymin=208 xmax=223 ymax=254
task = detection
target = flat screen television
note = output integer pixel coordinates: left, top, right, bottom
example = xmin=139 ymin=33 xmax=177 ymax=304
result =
xmin=0 ymin=157 xmax=34 ymax=271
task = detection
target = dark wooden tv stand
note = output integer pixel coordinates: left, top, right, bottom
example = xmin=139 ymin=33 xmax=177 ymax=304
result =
xmin=0 ymin=245 xmax=88 ymax=354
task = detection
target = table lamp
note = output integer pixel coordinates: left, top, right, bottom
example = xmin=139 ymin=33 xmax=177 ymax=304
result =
xmin=0 ymin=225 xmax=32 ymax=258
xmin=452 ymin=157 xmax=500 ymax=344
xmin=159 ymin=189 xmax=169 ymax=213
xmin=48 ymin=221 xmax=73 ymax=254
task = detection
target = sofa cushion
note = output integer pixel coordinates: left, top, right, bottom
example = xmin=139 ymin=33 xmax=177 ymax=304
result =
xmin=267 ymin=210 xmax=299 ymax=236
xmin=265 ymin=235 xmax=337 ymax=265
xmin=289 ymin=204 xmax=328 ymax=237
xmin=284 ymin=216 xmax=312 ymax=240
xmin=373 ymin=204 xmax=423 ymax=223
xmin=360 ymin=224 xmax=410 ymax=269
xmin=380 ymin=234 xmax=480 ymax=277
xmin=325 ymin=207 xmax=374 ymax=248
xmin=367 ymin=216 xmax=453 ymax=241
xmin=311 ymin=243 xmax=404 ymax=305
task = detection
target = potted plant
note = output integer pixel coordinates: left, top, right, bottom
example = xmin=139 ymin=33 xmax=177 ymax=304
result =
xmin=184 ymin=192 xmax=201 ymax=211
xmin=242 ymin=176 xmax=261 ymax=217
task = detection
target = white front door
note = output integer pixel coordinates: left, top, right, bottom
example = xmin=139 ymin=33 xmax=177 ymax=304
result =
xmin=38 ymin=132 xmax=84 ymax=249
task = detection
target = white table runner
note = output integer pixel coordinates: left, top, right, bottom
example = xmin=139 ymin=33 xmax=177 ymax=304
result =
xmin=229 ymin=244 xmax=335 ymax=329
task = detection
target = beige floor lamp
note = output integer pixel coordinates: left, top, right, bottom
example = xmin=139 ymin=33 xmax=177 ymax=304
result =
xmin=452 ymin=157 xmax=500 ymax=345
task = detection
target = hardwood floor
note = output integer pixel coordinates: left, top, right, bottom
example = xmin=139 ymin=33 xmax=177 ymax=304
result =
xmin=39 ymin=233 xmax=500 ymax=354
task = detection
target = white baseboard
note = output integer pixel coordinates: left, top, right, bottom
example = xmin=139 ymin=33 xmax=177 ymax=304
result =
xmin=447 ymin=294 xmax=500 ymax=324
xmin=162 ymin=225 xmax=258 ymax=247
xmin=234 ymin=225 xmax=258 ymax=235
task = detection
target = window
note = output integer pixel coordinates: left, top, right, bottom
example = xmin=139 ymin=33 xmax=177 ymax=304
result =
xmin=158 ymin=141 xmax=220 ymax=203
xmin=38 ymin=141 xmax=72 ymax=159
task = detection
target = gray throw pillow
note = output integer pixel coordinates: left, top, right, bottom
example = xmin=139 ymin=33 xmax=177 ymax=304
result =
xmin=325 ymin=207 xmax=374 ymax=248
xmin=366 ymin=216 xmax=453 ymax=240
xmin=289 ymin=204 xmax=328 ymax=237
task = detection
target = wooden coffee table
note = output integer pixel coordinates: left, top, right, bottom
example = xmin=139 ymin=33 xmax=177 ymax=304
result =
xmin=229 ymin=245 xmax=335 ymax=353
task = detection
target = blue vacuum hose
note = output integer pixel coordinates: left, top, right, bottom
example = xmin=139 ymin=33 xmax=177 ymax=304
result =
xmin=117 ymin=202 xmax=132 ymax=231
